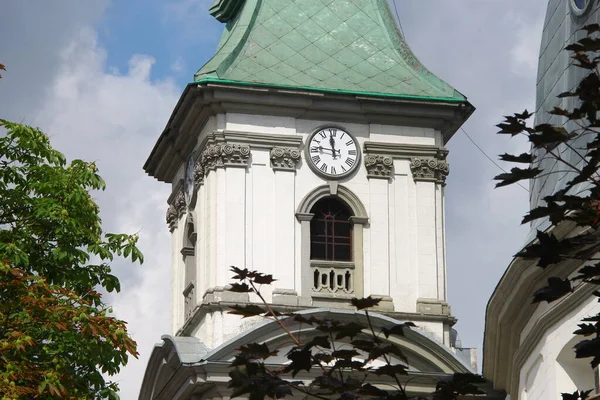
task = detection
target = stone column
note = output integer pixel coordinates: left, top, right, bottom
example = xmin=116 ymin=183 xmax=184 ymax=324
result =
xmin=295 ymin=213 xmax=314 ymax=305
xmin=364 ymin=154 xmax=394 ymax=310
xmin=271 ymin=147 xmax=301 ymax=305
xmin=410 ymin=156 xmax=450 ymax=315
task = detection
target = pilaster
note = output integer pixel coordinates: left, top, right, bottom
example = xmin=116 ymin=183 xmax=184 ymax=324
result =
xmin=296 ymin=212 xmax=314 ymax=301
xmin=274 ymin=169 xmax=296 ymax=291
xmin=368 ymin=178 xmax=390 ymax=297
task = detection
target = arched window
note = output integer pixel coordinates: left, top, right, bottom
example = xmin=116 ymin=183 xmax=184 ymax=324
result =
xmin=309 ymin=197 xmax=356 ymax=294
xmin=296 ymin=185 xmax=367 ymax=298
xmin=310 ymin=197 xmax=353 ymax=261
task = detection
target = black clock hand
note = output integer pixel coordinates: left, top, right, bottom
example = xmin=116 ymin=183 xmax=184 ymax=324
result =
xmin=329 ymin=133 xmax=337 ymax=159
xmin=318 ymin=146 xmax=340 ymax=155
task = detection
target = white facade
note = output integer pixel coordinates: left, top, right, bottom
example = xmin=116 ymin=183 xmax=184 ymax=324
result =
xmin=483 ymin=1 xmax=600 ymax=399
xmin=518 ymin=297 xmax=598 ymax=400
xmin=166 ymin=111 xmax=454 ymax=349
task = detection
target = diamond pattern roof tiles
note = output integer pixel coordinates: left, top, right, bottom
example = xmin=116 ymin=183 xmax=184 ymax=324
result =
xmin=197 ymin=0 xmax=467 ymax=102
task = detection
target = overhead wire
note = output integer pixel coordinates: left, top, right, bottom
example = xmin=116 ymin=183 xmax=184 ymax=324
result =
xmin=460 ymin=128 xmax=530 ymax=193
xmin=390 ymin=0 xmax=528 ymax=193
xmin=391 ymin=0 xmax=406 ymax=38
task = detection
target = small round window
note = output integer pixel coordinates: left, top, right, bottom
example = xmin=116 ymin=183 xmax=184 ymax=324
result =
xmin=571 ymin=0 xmax=592 ymax=15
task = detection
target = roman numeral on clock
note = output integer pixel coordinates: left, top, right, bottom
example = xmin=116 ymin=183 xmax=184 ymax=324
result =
xmin=310 ymin=146 xmax=319 ymax=153
xmin=311 ymin=155 xmax=321 ymax=164
xmin=345 ymin=158 xmax=355 ymax=167
xmin=346 ymin=140 xmax=353 ymax=146
xmin=331 ymin=166 xmax=337 ymax=174
xmin=319 ymin=131 xmax=327 ymax=139
xmin=320 ymin=163 xmax=328 ymax=172
xmin=348 ymin=149 xmax=357 ymax=155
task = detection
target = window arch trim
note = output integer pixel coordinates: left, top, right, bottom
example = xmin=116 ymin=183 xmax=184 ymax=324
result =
xmin=296 ymin=184 xmax=368 ymax=222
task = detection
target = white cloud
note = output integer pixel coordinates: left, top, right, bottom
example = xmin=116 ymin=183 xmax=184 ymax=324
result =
xmin=507 ymin=11 xmax=545 ymax=75
xmin=170 ymin=56 xmax=186 ymax=75
xmin=2 ymin=0 xmax=551 ymax=392
xmin=33 ymin=28 xmax=179 ymax=399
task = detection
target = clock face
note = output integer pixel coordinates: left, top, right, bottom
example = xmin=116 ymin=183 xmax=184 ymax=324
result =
xmin=184 ymin=154 xmax=195 ymax=206
xmin=306 ymin=127 xmax=360 ymax=179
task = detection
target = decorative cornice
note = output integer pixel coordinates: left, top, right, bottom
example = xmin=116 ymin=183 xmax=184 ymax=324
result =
xmin=270 ymin=147 xmax=301 ymax=171
xmin=144 ymin=84 xmax=472 ymax=183
xmin=166 ymin=205 xmax=178 ymax=232
xmin=166 ymin=189 xmax=186 ymax=232
xmin=208 ymin=131 xmax=303 ymax=149
xmin=364 ymin=155 xmax=393 ymax=179
xmin=410 ymin=157 xmax=449 ymax=184
xmin=166 ymin=181 xmax=186 ymax=232
xmin=194 ymin=160 xmax=204 ymax=186
xmin=200 ymin=143 xmax=250 ymax=174
xmin=364 ymin=141 xmax=448 ymax=160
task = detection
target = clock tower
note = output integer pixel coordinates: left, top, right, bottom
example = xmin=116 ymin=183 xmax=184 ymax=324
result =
xmin=139 ymin=0 xmax=478 ymax=398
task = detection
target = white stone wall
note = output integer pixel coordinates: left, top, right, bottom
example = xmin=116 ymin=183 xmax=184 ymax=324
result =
xmin=169 ymin=113 xmax=449 ymax=346
xmin=517 ymin=296 xmax=599 ymax=400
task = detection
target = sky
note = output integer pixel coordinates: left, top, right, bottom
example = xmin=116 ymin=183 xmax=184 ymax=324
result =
xmin=0 ymin=0 xmax=546 ymax=397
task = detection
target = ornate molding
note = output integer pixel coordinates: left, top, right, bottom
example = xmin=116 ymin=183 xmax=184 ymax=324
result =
xmin=410 ymin=157 xmax=449 ymax=184
xmin=363 ymin=141 xmax=448 ymax=160
xmin=166 ymin=205 xmax=178 ymax=232
xmin=166 ymin=185 xmax=186 ymax=232
xmin=270 ymin=147 xmax=301 ymax=171
xmin=208 ymin=130 xmax=303 ymax=149
xmin=194 ymin=160 xmax=204 ymax=186
xmin=200 ymin=143 xmax=250 ymax=175
xmin=364 ymin=155 xmax=393 ymax=179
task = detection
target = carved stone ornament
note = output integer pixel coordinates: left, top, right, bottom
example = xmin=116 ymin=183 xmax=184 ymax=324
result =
xmin=200 ymin=143 xmax=250 ymax=175
xmin=222 ymin=143 xmax=251 ymax=165
xmin=166 ymin=189 xmax=186 ymax=232
xmin=166 ymin=205 xmax=178 ymax=232
xmin=194 ymin=160 xmax=204 ymax=186
xmin=410 ymin=157 xmax=449 ymax=184
xmin=364 ymin=155 xmax=393 ymax=179
xmin=270 ymin=147 xmax=301 ymax=170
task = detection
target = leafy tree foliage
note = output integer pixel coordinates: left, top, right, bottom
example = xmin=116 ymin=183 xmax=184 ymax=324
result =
xmin=0 ymin=120 xmax=142 ymax=399
xmin=496 ymin=23 xmax=600 ymax=392
xmin=225 ymin=267 xmax=486 ymax=400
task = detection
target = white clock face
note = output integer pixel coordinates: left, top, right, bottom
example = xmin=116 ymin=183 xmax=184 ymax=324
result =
xmin=306 ymin=127 xmax=360 ymax=178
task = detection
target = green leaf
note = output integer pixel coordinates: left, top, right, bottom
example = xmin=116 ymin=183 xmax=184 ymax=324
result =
xmin=284 ymin=348 xmax=312 ymax=376
xmin=573 ymin=323 xmax=596 ymax=336
xmin=228 ymin=304 xmax=265 ymax=318
xmin=381 ymin=322 xmax=416 ymax=338
xmin=331 ymin=349 xmax=360 ymax=359
xmin=494 ymin=167 xmax=542 ymax=188
xmin=228 ymin=283 xmax=253 ymax=293
xmin=498 ymin=153 xmax=534 ymax=163
xmin=532 ymin=277 xmax=572 ymax=304
xmin=252 ymin=273 xmax=276 ymax=285
xmin=372 ymin=364 xmax=408 ymax=377
xmin=351 ymin=296 xmax=381 ymax=310
xmin=516 ymin=231 xmax=567 ymax=268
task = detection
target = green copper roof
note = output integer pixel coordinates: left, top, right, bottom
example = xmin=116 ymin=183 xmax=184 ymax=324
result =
xmin=197 ymin=0 xmax=466 ymax=102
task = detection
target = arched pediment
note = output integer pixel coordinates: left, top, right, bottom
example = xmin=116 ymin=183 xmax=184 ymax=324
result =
xmin=139 ymin=311 xmax=473 ymax=399
xmin=296 ymin=185 xmax=368 ymax=219
xmin=138 ymin=335 xmax=208 ymax=400
xmin=205 ymin=309 xmax=470 ymax=374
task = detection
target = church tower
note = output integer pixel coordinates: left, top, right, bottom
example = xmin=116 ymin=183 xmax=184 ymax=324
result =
xmin=140 ymin=1 xmax=476 ymax=398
